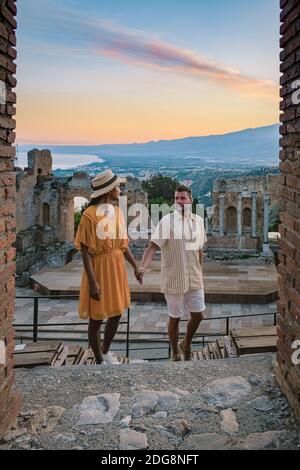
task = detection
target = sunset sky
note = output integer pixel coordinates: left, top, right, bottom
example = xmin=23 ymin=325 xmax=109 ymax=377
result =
xmin=16 ymin=0 xmax=280 ymax=145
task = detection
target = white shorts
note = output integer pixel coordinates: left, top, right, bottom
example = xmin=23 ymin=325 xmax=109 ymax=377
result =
xmin=164 ymin=289 xmax=206 ymax=319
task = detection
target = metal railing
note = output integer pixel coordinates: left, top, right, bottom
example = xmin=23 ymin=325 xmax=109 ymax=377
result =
xmin=14 ymin=295 xmax=278 ymax=361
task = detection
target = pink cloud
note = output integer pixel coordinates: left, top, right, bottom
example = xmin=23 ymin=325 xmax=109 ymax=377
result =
xmin=27 ymin=5 xmax=278 ymax=100
xmin=78 ymin=21 xmax=278 ymax=99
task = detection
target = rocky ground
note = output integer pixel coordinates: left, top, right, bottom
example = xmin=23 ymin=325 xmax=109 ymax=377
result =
xmin=1 ymin=354 xmax=299 ymax=450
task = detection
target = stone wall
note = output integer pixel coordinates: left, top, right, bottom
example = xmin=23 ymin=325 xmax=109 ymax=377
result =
xmin=209 ymin=175 xmax=281 ymax=253
xmin=275 ymin=0 xmax=300 ymax=418
xmin=0 ymin=0 xmax=21 ymax=438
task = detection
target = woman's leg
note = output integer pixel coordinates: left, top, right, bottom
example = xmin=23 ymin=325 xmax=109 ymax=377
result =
xmin=88 ymin=318 xmax=103 ymax=364
xmin=102 ymin=315 xmax=121 ymax=354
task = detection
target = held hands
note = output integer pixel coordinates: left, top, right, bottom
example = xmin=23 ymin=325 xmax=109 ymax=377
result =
xmin=137 ymin=267 xmax=145 ymax=285
xmin=89 ymin=280 xmax=101 ymax=301
xmin=134 ymin=267 xmax=144 ymax=285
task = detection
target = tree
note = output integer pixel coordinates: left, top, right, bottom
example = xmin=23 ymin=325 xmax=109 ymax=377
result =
xmin=269 ymin=202 xmax=280 ymax=232
xmin=74 ymin=202 xmax=89 ymax=233
xmin=74 ymin=211 xmax=82 ymax=233
xmin=142 ymin=175 xmax=179 ymax=206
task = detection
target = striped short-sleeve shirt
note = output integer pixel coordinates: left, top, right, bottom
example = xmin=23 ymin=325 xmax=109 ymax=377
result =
xmin=151 ymin=209 xmax=207 ymax=295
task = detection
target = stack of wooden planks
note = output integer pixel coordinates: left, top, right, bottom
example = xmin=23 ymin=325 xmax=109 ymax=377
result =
xmin=65 ymin=345 xmax=96 ymax=365
xmin=13 ymin=341 xmax=130 ymax=367
xmin=13 ymin=341 xmax=97 ymax=368
xmin=191 ymin=336 xmax=237 ymax=361
xmin=13 ymin=341 xmax=68 ymax=368
xmin=230 ymin=326 xmax=277 ymax=355
xmin=190 ymin=325 xmax=277 ymax=361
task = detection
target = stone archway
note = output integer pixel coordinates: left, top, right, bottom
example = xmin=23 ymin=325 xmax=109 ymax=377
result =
xmin=59 ymin=189 xmax=91 ymax=242
xmin=226 ymin=206 xmax=237 ymax=233
xmin=42 ymin=202 xmax=50 ymax=225
xmin=243 ymin=207 xmax=251 ymax=229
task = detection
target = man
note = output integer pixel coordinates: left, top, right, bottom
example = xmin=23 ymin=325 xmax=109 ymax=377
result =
xmin=140 ymin=185 xmax=207 ymax=361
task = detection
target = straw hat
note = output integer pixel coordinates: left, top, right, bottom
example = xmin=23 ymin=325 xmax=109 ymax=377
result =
xmin=90 ymin=169 xmax=126 ymax=199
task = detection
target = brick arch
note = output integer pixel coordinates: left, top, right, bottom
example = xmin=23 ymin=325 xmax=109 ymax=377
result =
xmin=59 ymin=188 xmax=91 ymax=242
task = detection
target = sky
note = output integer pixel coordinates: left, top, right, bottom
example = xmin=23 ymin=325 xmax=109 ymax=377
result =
xmin=16 ymin=0 xmax=280 ymax=145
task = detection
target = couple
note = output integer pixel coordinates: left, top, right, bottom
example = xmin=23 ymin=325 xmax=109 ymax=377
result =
xmin=74 ymin=169 xmax=206 ymax=364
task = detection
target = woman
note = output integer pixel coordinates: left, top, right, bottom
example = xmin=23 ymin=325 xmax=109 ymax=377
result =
xmin=74 ymin=169 xmax=141 ymax=364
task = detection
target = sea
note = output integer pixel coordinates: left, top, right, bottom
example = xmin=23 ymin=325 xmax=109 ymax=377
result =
xmin=15 ymin=151 xmax=102 ymax=170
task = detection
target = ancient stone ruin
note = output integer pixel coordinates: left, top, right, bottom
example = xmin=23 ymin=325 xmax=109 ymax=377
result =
xmin=207 ymin=175 xmax=281 ymax=257
xmin=15 ymin=149 xmax=148 ymax=286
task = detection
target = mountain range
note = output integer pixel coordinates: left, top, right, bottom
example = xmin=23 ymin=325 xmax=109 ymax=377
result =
xmin=18 ymin=123 xmax=280 ymax=164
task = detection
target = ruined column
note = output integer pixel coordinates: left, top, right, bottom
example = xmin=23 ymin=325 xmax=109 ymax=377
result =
xmin=251 ymin=191 xmax=257 ymax=238
xmin=263 ymin=193 xmax=270 ymax=255
xmin=237 ymin=192 xmax=242 ymax=238
xmin=219 ymin=193 xmax=225 ymax=237
xmin=205 ymin=217 xmax=211 ymax=235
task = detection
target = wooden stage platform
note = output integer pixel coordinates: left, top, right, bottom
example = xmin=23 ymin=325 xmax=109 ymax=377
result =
xmin=30 ymin=259 xmax=278 ymax=304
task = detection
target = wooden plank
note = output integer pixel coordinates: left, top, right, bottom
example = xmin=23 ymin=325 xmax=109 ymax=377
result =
xmin=14 ymin=352 xmax=55 ymax=368
xmin=74 ymin=347 xmax=85 ymax=365
xmin=51 ymin=343 xmax=65 ymax=364
xmin=67 ymin=345 xmax=81 ymax=356
xmin=52 ymin=346 xmax=69 ymax=367
xmin=82 ymin=349 xmax=96 ymax=365
xmin=208 ymin=343 xmax=215 ymax=358
xmin=66 ymin=345 xmax=82 ymax=365
xmin=77 ymin=348 xmax=100 ymax=365
xmin=13 ymin=341 xmax=63 ymax=368
xmin=197 ymin=349 xmax=204 ymax=360
xmin=231 ymin=326 xmax=277 ymax=338
xmin=212 ymin=342 xmax=222 ymax=359
xmin=13 ymin=341 xmax=61 ymax=355
xmin=85 ymin=356 xmax=96 ymax=365
xmin=202 ymin=347 xmax=211 ymax=360
xmin=216 ymin=339 xmax=225 ymax=358
xmin=235 ymin=336 xmax=277 ymax=355
xmin=223 ymin=336 xmax=238 ymax=358
xmin=77 ymin=348 xmax=93 ymax=365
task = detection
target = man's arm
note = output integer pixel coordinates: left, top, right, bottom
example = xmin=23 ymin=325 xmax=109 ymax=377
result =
xmin=140 ymin=242 xmax=159 ymax=274
xmin=199 ymin=249 xmax=203 ymax=267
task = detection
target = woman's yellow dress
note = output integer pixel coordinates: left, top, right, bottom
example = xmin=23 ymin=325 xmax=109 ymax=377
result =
xmin=74 ymin=204 xmax=130 ymax=320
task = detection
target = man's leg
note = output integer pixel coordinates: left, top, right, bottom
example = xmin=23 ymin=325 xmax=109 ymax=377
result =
xmin=102 ymin=315 xmax=122 ymax=354
xmin=168 ymin=316 xmax=181 ymax=358
xmin=88 ymin=318 xmax=103 ymax=364
xmin=181 ymin=311 xmax=203 ymax=359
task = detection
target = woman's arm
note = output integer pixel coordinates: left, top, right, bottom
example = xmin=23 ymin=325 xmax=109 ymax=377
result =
xmin=81 ymin=243 xmax=101 ymax=300
xmin=124 ymin=247 xmax=142 ymax=284
xmin=123 ymin=247 xmax=138 ymax=270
